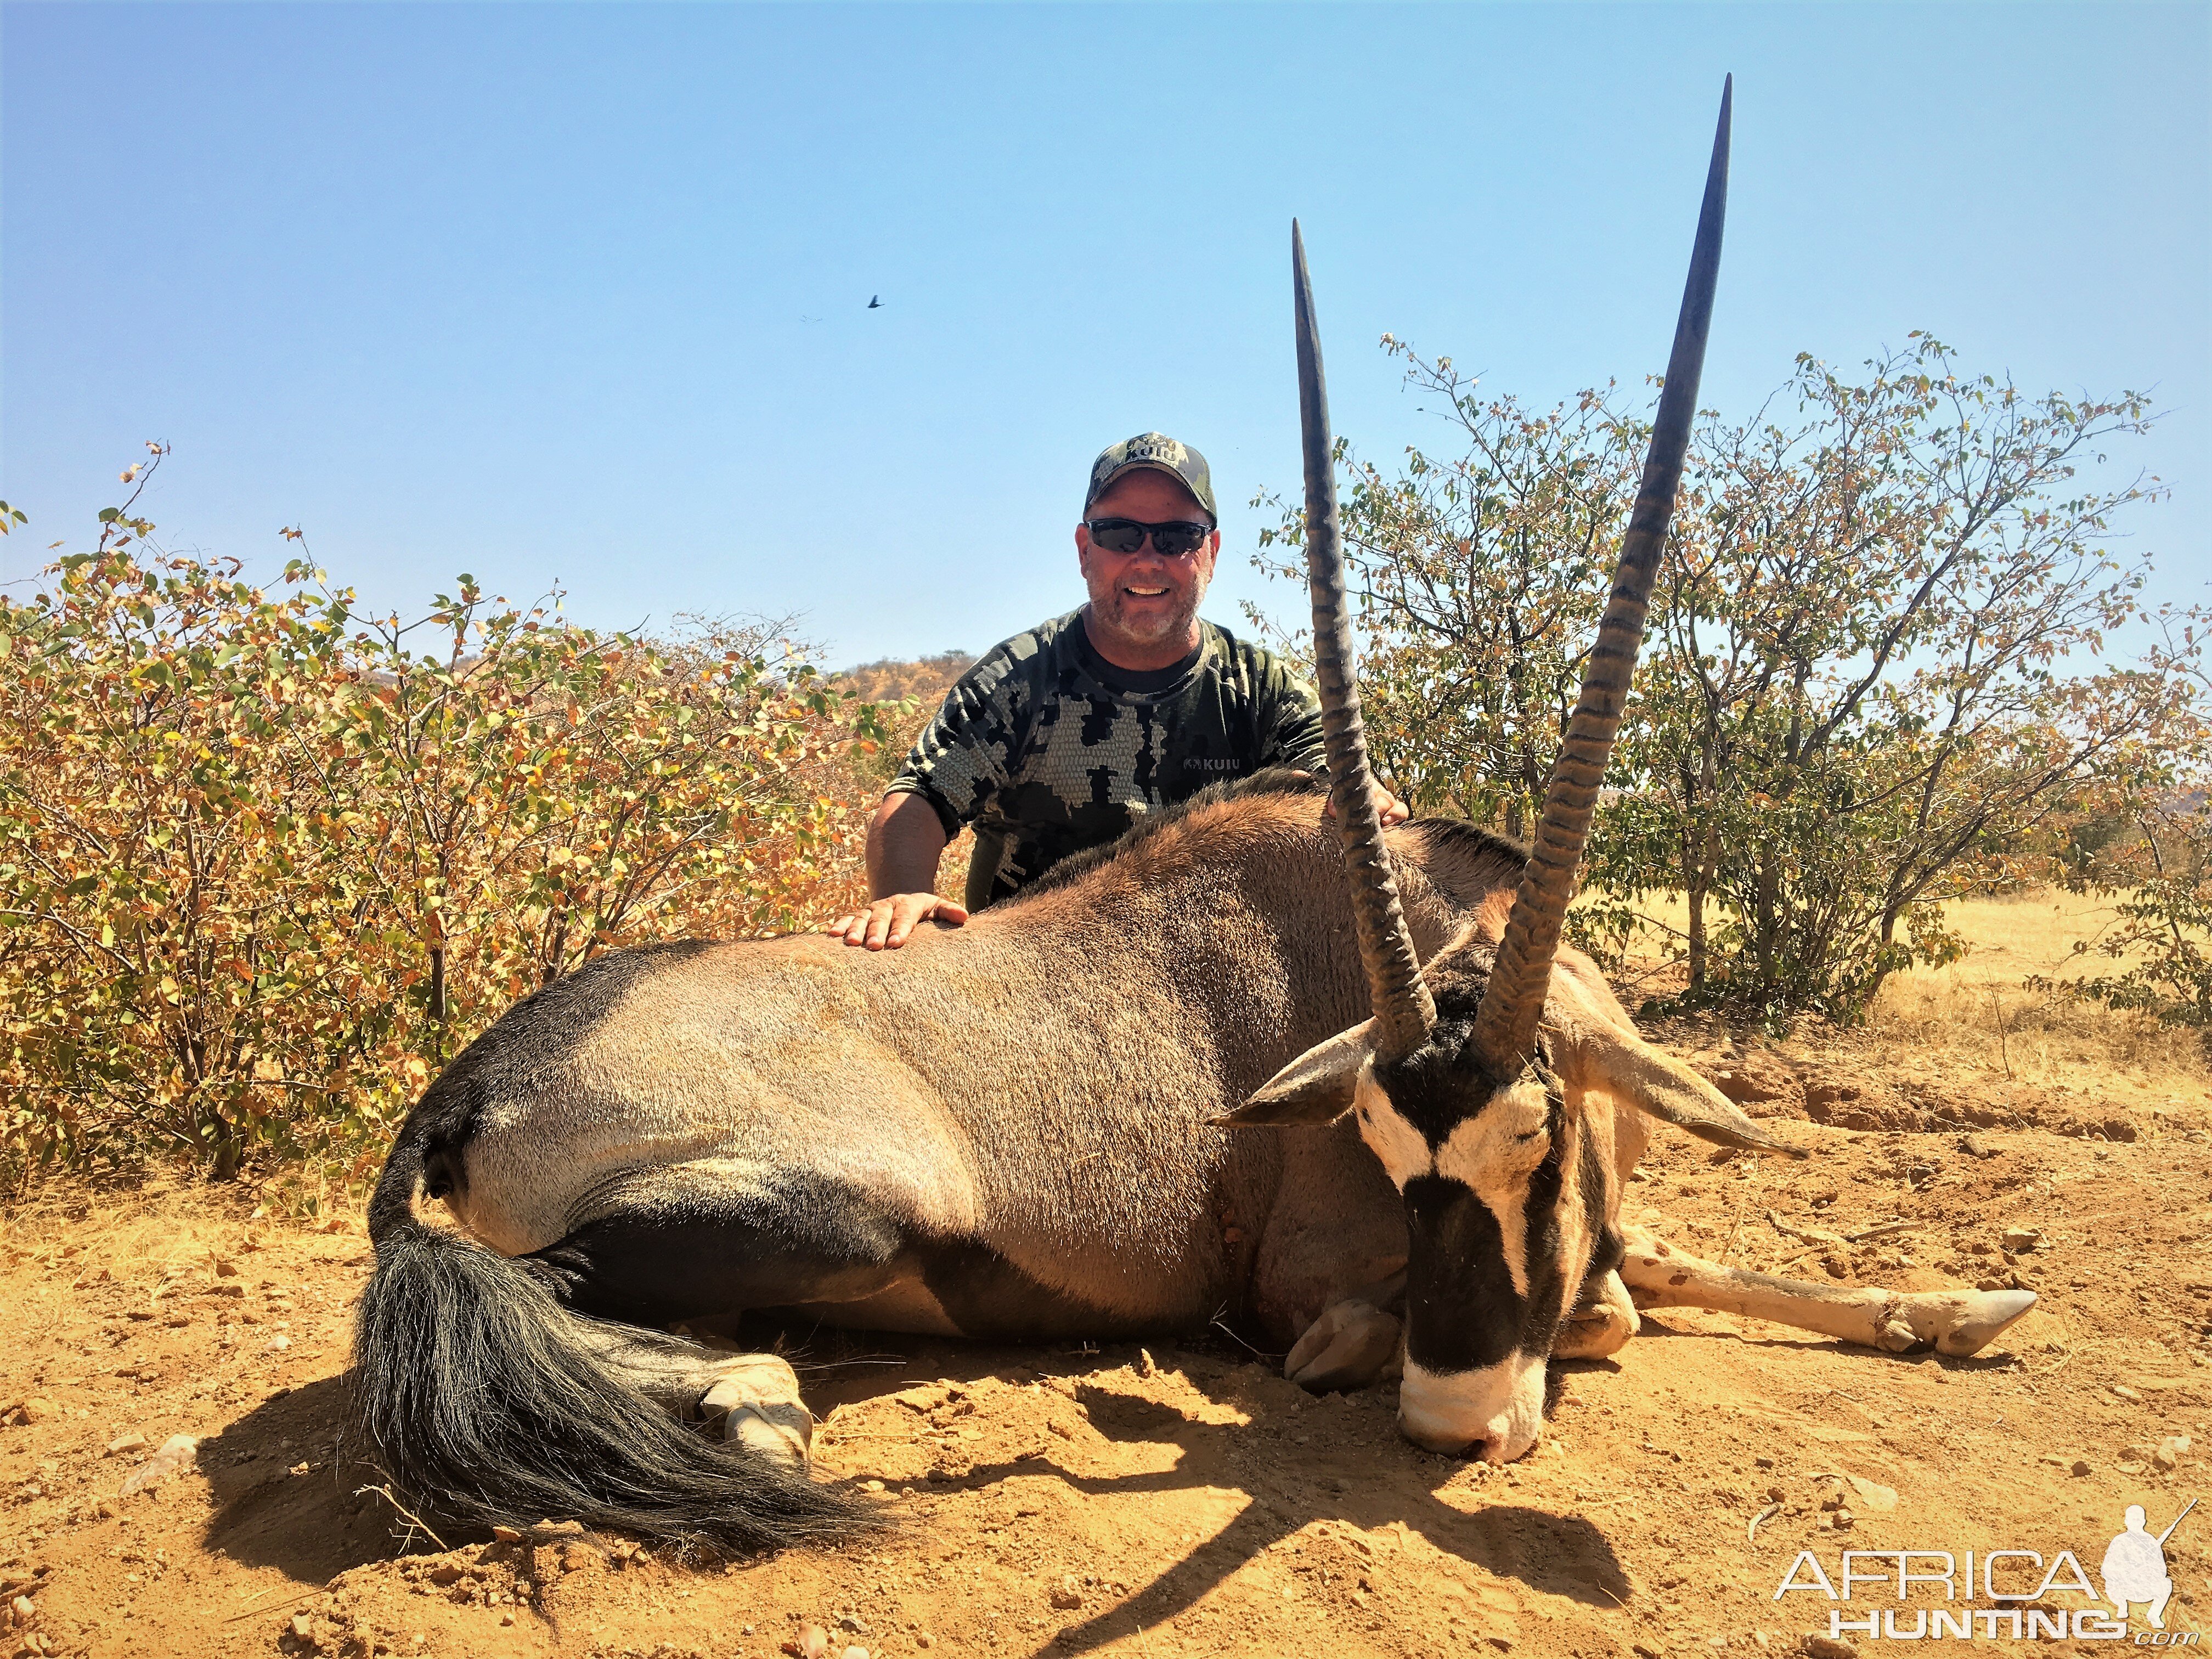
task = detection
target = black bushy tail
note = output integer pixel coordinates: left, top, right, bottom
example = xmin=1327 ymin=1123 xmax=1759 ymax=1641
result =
xmin=354 ymin=1139 xmax=870 ymax=1556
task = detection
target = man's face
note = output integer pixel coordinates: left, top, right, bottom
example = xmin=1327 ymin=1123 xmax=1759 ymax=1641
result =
xmin=1076 ymin=469 xmax=1220 ymax=651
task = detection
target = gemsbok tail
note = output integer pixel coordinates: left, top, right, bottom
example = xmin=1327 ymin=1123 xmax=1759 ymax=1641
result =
xmin=354 ymin=1135 xmax=869 ymax=1555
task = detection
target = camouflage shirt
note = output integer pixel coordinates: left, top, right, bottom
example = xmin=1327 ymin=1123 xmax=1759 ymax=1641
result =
xmin=888 ymin=610 xmax=1328 ymax=909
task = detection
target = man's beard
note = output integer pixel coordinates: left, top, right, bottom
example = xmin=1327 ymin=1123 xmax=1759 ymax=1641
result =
xmin=1094 ymin=577 xmax=1205 ymax=645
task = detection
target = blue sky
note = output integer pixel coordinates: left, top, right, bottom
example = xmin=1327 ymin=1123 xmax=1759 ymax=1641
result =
xmin=5 ymin=2 xmax=2206 ymax=667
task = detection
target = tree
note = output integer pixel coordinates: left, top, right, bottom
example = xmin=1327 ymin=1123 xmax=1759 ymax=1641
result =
xmin=1265 ymin=334 xmax=2187 ymax=1022
xmin=2044 ymin=607 xmax=2212 ymax=1036
xmin=1610 ymin=337 xmax=2177 ymax=1016
xmin=1251 ymin=341 xmax=1643 ymax=834
xmin=0 ymin=462 xmax=894 ymax=1184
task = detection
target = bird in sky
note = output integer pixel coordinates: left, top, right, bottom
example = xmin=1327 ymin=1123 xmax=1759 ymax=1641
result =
xmin=867 ymin=295 xmax=881 ymax=309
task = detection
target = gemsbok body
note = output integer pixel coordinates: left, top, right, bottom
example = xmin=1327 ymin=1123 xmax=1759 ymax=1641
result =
xmin=356 ymin=80 xmax=2035 ymax=1553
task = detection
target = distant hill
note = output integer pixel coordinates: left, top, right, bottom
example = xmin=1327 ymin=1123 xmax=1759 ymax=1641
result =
xmin=834 ymin=651 xmax=975 ymax=707
xmin=831 ymin=652 xmax=974 ymax=789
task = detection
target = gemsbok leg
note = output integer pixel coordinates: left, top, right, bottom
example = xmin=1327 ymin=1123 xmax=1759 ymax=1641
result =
xmin=1616 ymin=1223 xmax=2036 ymax=1356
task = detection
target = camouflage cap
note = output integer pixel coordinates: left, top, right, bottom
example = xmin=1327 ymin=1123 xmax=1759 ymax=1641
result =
xmin=1084 ymin=433 xmax=1218 ymax=524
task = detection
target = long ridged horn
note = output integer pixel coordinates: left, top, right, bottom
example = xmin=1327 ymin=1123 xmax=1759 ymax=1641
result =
xmin=1294 ymin=219 xmax=1437 ymax=1061
xmin=1469 ymin=76 xmax=1733 ymax=1077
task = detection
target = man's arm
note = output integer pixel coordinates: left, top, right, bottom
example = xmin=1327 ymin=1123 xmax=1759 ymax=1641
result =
xmin=825 ymin=791 xmax=968 ymax=950
xmin=826 ymin=640 xmax=1028 ymax=950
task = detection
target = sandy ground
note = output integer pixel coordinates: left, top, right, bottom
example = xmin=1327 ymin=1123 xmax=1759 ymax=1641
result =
xmin=5 ymin=1024 xmax=2211 ymax=1659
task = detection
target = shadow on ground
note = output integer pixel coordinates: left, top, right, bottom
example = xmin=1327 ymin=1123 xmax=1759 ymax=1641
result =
xmin=197 ymin=1372 xmax=462 ymax=1583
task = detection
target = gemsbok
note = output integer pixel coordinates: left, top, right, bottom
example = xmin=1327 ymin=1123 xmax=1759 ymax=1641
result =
xmin=356 ymin=78 xmax=2035 ymax=1553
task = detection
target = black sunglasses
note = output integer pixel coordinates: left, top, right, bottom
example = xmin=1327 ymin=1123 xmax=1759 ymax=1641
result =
xmin=1084 ymin=517 xmax=1214 ymax=558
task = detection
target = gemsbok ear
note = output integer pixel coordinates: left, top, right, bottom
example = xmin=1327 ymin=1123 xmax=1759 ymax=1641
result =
xmin=1599 ymin=1034 xmax=1808 ymax=1158
xmin=1211 ymin=1022 xmax=1377 ymax=1128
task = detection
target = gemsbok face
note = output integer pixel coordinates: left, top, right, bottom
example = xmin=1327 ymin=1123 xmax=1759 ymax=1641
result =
xmin=1220 ymin=80 xmax=1738 ymax=1461
xmin=1359 ymin=962 xmax=1613 ymax=1460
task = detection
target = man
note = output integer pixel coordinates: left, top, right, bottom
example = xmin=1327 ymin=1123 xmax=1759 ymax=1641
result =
xmin=829 ymin=432 xmax=1408 ymax=950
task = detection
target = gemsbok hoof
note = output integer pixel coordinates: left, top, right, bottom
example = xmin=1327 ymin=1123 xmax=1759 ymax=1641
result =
xmin=1286 ymin=1299 xmax=1403 ymax=1392
xmin=1555 ymin=1269 xmax=1640 ymax=1360
xmin=1925 ymin=1287 xmax=2038 ymax=1357
xmin=698 ymin=1355 xmax=816 ymax=1472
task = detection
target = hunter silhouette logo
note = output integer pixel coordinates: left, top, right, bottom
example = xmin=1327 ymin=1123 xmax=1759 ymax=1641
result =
xmin=2105 ymin=1499 xmax=2194 ymax=1631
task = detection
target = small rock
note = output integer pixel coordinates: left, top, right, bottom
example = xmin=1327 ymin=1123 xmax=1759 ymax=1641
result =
xmin=2111 ymin=1385 xmax=2142 ymax=1403
xmin=119 ymin=1432 xmax=199 ymax=1497
xmin=290 ymin=1612 xmax=315 ymax=1641
xmin=490 ymin=1525 xmax=523 ymax=1543
xmin=916 ymin=1635 xmax=935 ymax=1650
xmin=837 ymin=1616 xmax=870 ymax=1635
xmin=499 ymin=1611 xmax=516 ymax=1626
xmin=1844 ymin=1476 xmax=1898 ymax=1513
xmin=2072 ymin=1460 xmax=2092 ymax=1476
xmin=794 ymin=1623 xmax=830 ymax=1659
xmin=19 ymin=1397 xmax=57 ymax=1425
xmin=2001 ymin=1226 xmax=2042 ymax=1252
xmin=841 ymin=1649 xmax=868 ymax=1659
xmin=860 ymin=1479 xmax=885 ymax=1493
xmin=1833 ymin=1509 xmax=1855 ymax=1531
xmin=1136 ymin=1348 xmax=1157 ymax=1379
xmin=215 ymin=1259 xmax=239 ymax=1278
xmin=1754 ymin=1455 xmax=1774 ymax=1469
xmin=1050 ymin=1575 xmax=1084 ymax=1610
xmin=426 ymin=1564 xmax=465 ymax=1586
xmin=2154 ymin=1435 xmax=2191 ymax=1470
xmin=104 ymin=1434 xmax=149 ymax=1458
xmin=1804 ymin=1638 xmax=1858 ymax=1659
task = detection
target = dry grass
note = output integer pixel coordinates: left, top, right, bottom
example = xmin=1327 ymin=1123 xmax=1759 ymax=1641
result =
xmin=0 ymin=1176 xmax=272 ymax=1290
xmin=1594 ymin=885 xmax=2211 ymax=1110
xmin=1869 ymin=889 xmax=2208 ymax=1105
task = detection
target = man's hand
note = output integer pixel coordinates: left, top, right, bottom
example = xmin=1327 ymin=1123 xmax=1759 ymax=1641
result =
xmin=1322 ymin=785 xmax=1412 ymax=827
xmin=832 ymin=791 xmax=961 ymax=948
xmin=826 ymin=893 xmax=969 ymax=950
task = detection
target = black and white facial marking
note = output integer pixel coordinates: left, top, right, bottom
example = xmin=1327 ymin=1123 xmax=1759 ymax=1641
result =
xmin=1353 ymin=1021 xmax=1615 ymax=1463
